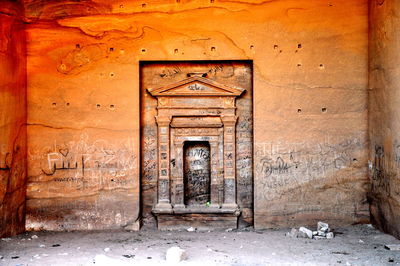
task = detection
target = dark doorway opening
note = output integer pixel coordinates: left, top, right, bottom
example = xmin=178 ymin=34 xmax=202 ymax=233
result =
xmin=183 ymin=141 xmax=211 ymax=206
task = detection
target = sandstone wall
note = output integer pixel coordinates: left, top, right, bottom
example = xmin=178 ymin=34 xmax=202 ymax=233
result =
xmin=24 ymin=0 xmax=369 ymax=230
xmin=369 ymin=0 xmax=400 ymax=239
xmin=0 ymin=1 xmax=27 ymax=237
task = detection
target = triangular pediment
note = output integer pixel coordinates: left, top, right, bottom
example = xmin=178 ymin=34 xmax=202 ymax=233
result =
xmin=147 ymin=77 xmax=245 ymax=97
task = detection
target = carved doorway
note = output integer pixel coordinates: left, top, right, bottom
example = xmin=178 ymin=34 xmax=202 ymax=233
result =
xmin=184 ymin=141 xmax=211 ymax=206
xmin=140 ymin=61 xmax=253 ymax=230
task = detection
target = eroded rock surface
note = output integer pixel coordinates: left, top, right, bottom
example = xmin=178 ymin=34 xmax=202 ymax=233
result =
xmin=0 ymin=1 xmax=27 ymax=237
xmin=369 ymin=0 xmax=400 ymax=239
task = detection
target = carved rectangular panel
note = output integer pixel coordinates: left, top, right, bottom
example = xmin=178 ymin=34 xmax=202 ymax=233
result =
xmin=140 ymin=61 xmax=253 ymax=228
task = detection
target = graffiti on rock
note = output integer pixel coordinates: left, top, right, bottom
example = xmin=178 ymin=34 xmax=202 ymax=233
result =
xmin=29 ymin=134 xmax=137 ymax=191
xmin=255 ymin=138 xmax=365 ymax=201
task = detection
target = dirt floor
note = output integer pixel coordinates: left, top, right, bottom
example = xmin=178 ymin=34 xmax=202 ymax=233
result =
xmin=1 ymin=224 xmax=400 ymax=265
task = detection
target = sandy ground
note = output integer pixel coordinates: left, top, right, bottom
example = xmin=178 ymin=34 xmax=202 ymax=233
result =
xmin=1 ymin=224 xmax=400 ymax=266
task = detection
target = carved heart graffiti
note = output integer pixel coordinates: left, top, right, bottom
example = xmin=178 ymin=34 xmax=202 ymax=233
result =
xmin=59 ymin=148 xmax=69 ymax=157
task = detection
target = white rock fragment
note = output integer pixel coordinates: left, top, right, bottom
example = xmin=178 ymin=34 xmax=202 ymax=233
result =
xmin=39 ymin=244 xmax=46 ymax=248
xmin=31 ymin=235 xmax=38 ymax=239
xmin=326 ymin=232 xmax=334 ymax=239
xmin=1 ymin=238 xmax=11 ymax=242
xmin=317 ymin=222 xmax=330 ymax=233
xmin=166 ymin=246 xmax=187 ymax=264
xmin=285 ymin=228 xmax=299 ymax=238
xmin=299 ymin=227 xmax=313 ymax=239
xmin=104 ymin=247 xmax=110 ymax=252
xmin=186 ymin=227 xmax=196 ymax=232
xmin=225 ymin=228 xmax=233 ymax=232
xmin=359 ymin=239 xmax=364 ymax=243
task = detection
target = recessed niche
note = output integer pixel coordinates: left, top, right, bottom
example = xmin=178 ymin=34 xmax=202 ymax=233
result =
xmin=322 ymin=107 xmax=327 ymax=113
xmin=184 ymin=141 xmax=211 ymax=205
xmin=140 ymin=60 xmax=253 ymax=230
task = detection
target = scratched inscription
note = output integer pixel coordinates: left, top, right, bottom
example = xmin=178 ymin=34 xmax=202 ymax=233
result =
xmin=184 ymin=142 xmax=211 ymax=205
xmin=29 ymin=133 xmax=137 ymax=192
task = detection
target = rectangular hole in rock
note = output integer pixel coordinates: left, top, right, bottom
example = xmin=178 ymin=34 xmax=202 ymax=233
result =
xmin=184 ymin=141 xmax=211 ymax=206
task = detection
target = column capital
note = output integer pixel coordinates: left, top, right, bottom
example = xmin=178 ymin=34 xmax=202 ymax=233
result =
xmin=221 ymin=115 xmax=238 ymax=126
xmin=156 ymin=116 xmax=171 ymax=126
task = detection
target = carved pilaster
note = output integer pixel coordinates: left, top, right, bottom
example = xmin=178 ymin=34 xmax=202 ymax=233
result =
xmin=173 ymin=141 xmax=185 ymax=208
xmin=155 ymin=116 xmax=172 ymax=210
xmin=222 ymin=115 xmax=238 ymax=205
xmin=209 ymin=141 xmax=220 ymax=207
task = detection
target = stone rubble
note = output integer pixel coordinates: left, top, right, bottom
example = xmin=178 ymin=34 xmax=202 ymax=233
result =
xmin=286 ymin=221 xmax=335 ymax=240
xmin=299 ymin=227 xmax=313 ymax=239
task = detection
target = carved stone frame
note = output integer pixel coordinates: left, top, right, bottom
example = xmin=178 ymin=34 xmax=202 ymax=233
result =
xmin=148 ymin=75 xmax=245 ymax=227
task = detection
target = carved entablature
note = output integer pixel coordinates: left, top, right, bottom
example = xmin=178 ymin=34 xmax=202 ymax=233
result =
xmin=148 ymin=75 xmax=245 ymax=229
xmin=147 ymin=76 xmax=244 ymax=111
